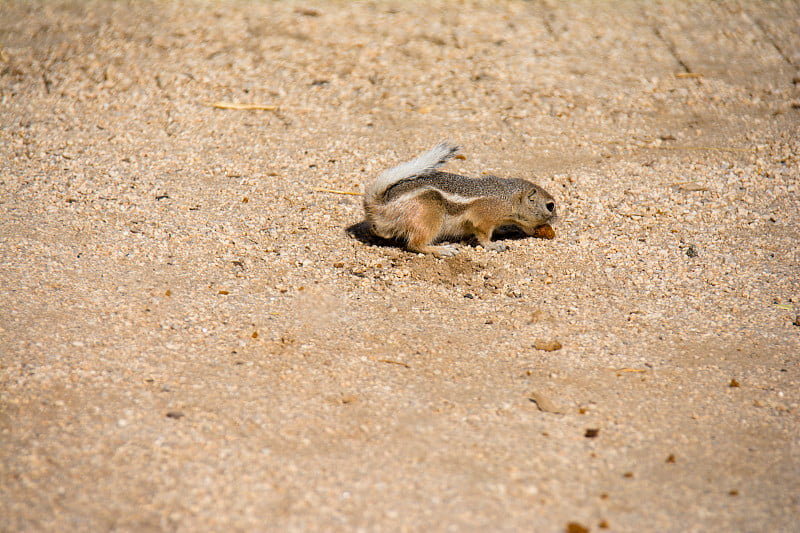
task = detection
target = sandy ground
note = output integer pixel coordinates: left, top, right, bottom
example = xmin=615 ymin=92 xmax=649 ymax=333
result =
xmin=1 ymin=1 xmax=799 ymax=531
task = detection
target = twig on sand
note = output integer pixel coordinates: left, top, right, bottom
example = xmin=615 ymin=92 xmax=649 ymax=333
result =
xmin=377 ymin=359 xmax=410 ymax=368
xmin=657 ymin=145 xmax=750 ymax=153
xmin=312 ymin=187 xmax=363 ymax=196
xmin=208 ymin=101 xmax=279 ymax=111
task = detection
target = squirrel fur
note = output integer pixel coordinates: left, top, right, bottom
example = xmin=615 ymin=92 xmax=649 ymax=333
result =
xmin=364 ymin=142 xmax=557 ymax=257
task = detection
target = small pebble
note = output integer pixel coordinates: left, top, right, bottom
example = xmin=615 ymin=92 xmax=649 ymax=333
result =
xmin=535 ymin=339 xmax=562 ymax=351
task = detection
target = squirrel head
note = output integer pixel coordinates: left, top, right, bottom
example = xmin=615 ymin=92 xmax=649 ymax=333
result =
xmin=512 ymin=183 xmax=557 ymax=230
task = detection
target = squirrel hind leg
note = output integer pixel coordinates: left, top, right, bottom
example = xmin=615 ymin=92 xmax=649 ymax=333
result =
xmin=391 ymin=194 xmax=453 ymax=256
xmin=369 ymin=192 xmax=455 ymax=257
xmin=403 ymin=193 xmax=454 ymax=256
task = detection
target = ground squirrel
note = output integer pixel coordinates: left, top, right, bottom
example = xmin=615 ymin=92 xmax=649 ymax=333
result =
xmin=363 ymin=142 xmax=557 ymax=257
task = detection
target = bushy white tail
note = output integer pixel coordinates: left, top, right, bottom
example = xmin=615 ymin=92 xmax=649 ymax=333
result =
xmin=364 ymin=141 xmax=460 ymax=206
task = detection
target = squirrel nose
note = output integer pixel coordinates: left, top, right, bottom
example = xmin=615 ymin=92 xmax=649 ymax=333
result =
xmin=546 ymin=202 xmax=555 ymax=212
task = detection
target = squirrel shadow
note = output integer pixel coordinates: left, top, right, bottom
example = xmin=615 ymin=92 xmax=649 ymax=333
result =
xmin=346 ymin=221 xmax=403 ymax=249
xmin=346 ymin=221 xmax=543 ymax=250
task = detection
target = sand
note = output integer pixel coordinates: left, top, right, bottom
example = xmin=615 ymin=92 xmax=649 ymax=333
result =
xmin=1 ymin=1 xmax=799 ymax=531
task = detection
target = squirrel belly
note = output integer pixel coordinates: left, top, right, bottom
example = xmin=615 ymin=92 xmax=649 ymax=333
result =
xmin=363 ymin=142 xmax=557 ymax=257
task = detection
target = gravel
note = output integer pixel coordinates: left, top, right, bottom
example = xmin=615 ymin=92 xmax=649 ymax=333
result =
xmin=1 ymin=1 xmax=799 ymax=531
